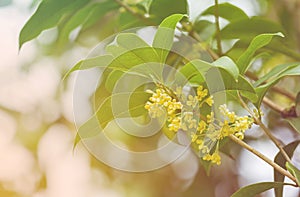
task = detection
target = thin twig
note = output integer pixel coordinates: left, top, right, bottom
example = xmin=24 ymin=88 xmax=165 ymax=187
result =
xmin=237 ymin=93 xmax=293 ymax=164
xmin=188 ymin=29 xmax=219 ymax=60
xmin=271 ymin=86 xmax=296 ymax=101
xmin=214 ymin=0 xmax=223 ymax=55
xmin=114 ymin=0 xmax=154 ymax=25
xmin=263 ymin=97 xmax=284 ymax=114
xmin=229 ymin=134 xmax=297 ymax=184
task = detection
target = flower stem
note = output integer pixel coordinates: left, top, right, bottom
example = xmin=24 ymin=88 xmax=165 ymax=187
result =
xmin=237 ymin=93 xmax=292 ymax=164
xmin=229 ymin=134 xmax=297 ymax=184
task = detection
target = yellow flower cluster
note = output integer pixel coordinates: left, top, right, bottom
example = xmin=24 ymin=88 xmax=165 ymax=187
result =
xmin=145 ymin=88 xmax=182 ymax=131
xmin=218 ymin=104 xmax=254 ymax=140
xmin=144 ymin=85 xmax=255 ymax=166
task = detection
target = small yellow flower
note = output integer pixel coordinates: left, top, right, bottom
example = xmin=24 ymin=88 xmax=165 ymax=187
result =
xmin=219 ymin=120 xmax=232 ymax=139
xmin=182 ymin=112 xmax=197 ymax=130
xmin=204 ymin=96 xmax=214 ymax=106
xmin=197 ymin=85 xmax=208 ymax=101
xmin=187 ymin=95 xmax=198 ymax=107
xmin=191 ymin=132 xmax=198 ymax=142
xmin=202 ymin=152 xmax=221 ymax=165
xmin=211 ymin=152 xmax=221 ymax=165
xmin=188 ymin=119 xmax=197 ymax=129
xmin=235 ymin=132 xmax=244 ymax=140
xmin=206 ymin=112 xmax=214 ymax=123
xmin=227 ymin=111 xmax=236 ymax=123
xmin=203 ymin=154 xmax=211 ymax=161
xmin=168 ymin=116 xmax=181 ymax=132
xmin=175 ymin=86 xmax=183 ymax=96
xmin=148 ymin=103 xmax=164 ymax=118
xmin=197 ymin=120 xmax=207 ymax=133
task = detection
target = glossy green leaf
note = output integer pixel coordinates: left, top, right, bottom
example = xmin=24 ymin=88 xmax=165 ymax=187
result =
xmin=57 ymin=4 xmax=94 ymax=44
xmin=177 ymin=60 xmax=257 ymax=101
xmin=286 ymin=162 xmax=300 ymax=185
xmin=254 ymin=63 xmax=300 ymax=107
xmin=201 ymin=2 xmax=248 ymax=22
xmin=221 ymin=18 xmax=284 ymax=40
xmin=76 ymin=91 xmax=150 ymax=141
xmin=254 ymin=63 xmax=297 ymax=87
xmin=274 ymin=141 xmax=300 ymax=197
xmin=237 ymin=32 xmax=284 ymax=74
xmin=81 ymin=1 xmax=118 ymax=29
xmin=193 ymin=20 xmax=214 ymax=34
xmin=63 ymin=54 xmax=114 ymax=80
xmin=149 ymin=0 xmax=188 ymax=23
xmin=19 ymin=0 xmax=90 ymax=49
xmin=105 ymin=70 xmax=125 ymax=91
xmin=118 ymin=11 xmax=144 ymax=30
xmin=213 ymin=56 xmax=239 ymax=79
xmin=153 ymin=14 xmax=186 ymax=63
xmin=67 ymin=33 xmax=160 ymax=80
xmin=231 ymin=182 xmax=291 ymax=197
xmin=137 ymin=0 xmax=153 ymax=13
xmin=58 ymin=1 xmax=118 ymax=44
xmin=286 ymin=118 xmax=300 ymax=134
xmin=116 ymin=33 xmax=150 ymax=50
xmin=106 ymin=48 xmax=161 ymax=90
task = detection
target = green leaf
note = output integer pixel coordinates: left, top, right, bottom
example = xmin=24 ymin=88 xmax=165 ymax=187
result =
xmin=118 ymin=11 xmax=144 ymax=30
xmin=286 ymin=118 xmax=300 ymax=134
xmin=19 ymin=0 xmax=90 ymax=49
xmin=63 ymin=54 xmax=114 ymax=80
xmin=105 ymin=70 xmax=125 ymax=91
xmin=105 ymin=48 xmax=161 ymax=91
xmin=231 ymin=182 xmax=291 ymax=197
xmin=67 ymin=33 xmax=163 ymax=92
xmin=81 ymin=1 xmax=118 ymax=29
xmin=58 ymin=3 xmax=95 ymax=43
xmin=177 ymin=60 xmax=257 ymax=101
xmin=149 ymin=0 xmax=188 ymax=23
xmin=58 ymin=1 xmax=118 ymax=44
xmin=274 ymin=141 xmax=300 ymax=197
xmin=286 ymin=162 xmax=300 ymax=185
xmin=237 ymin=32 xmax=284 ymax=74
xmin=221 ymin=18 xmax=284 ymax=40
xmin=254 ymin=63 xmax=300 ymax=107
xmin=193 ymin=20 xmax=214 ymax=34
xmin=77 ymin=91 xmax=150 ymax=141
xmin=115 ymin=33 xmax=150 ymax=50
xmin=153 ymin=14 xmax=186 ymax=63
xmin=212 ymin=56 xmax=239 ymax=79
xmin=201 ymin=2 xmax=248 ymax=22
xmin=137 ymin=0 xmax=153 ymax=13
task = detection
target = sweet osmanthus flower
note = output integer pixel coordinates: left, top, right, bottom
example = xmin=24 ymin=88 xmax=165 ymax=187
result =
xmin=144 ymin=85 xmax=254 ymax=165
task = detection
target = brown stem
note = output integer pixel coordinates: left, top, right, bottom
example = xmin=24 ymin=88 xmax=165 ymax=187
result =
xmin=238 ymin=93 xmax=293 ymax=164
xmin=229 ymin=134 xmax=297 ymax=184
xmin=263 ymin=97 xmax=284 ymax=114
